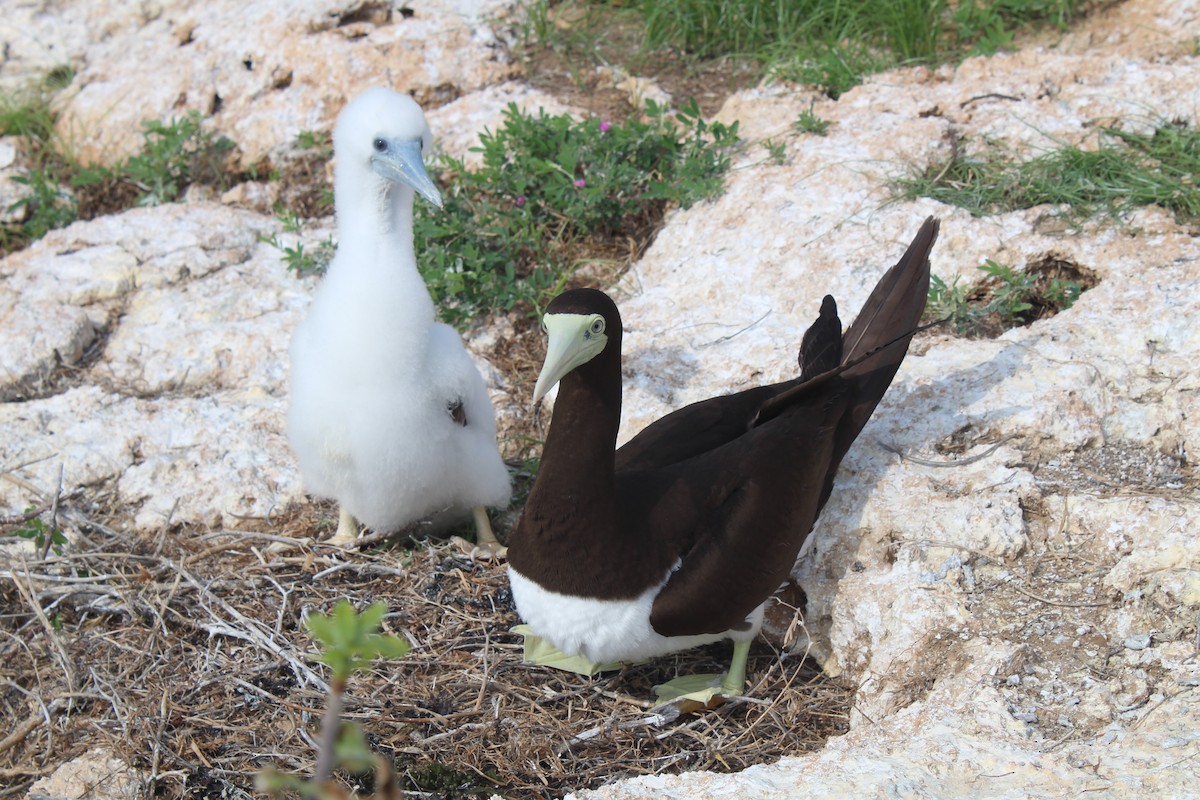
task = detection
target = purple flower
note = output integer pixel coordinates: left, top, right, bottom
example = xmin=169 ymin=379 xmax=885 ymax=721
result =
xmin=515 ymin=194 xmax=526 ymax=208
xmin=599 ymin=120 xmax=612 ymax=133
xmin=574 ymin=178 xmax=586 ymax=188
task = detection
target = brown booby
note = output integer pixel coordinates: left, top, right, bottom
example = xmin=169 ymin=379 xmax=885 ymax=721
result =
xmin=506 ymin=218 xmax=940 ymax=700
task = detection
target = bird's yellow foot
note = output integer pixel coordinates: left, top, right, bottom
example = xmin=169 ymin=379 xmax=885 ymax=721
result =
xmin=512 ymin=625 xmax=630 ymax=676
xmin=325 ymin=507 xmax=360 ymax=547
xmin=468 ymin=506 xmax=506 ymax=561
xmin=653 ymin=639 xmax=751 ymax=709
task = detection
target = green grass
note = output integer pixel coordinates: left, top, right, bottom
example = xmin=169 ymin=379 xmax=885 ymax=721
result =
xmin=624 ymin=0 xmax=1085 ymax=97
xmin=894 ymin=120 xmax=1200 ymax=226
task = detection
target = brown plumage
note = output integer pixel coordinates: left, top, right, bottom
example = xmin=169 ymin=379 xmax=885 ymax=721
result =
xmin=507 ymin=218 xmax=940 ymax=682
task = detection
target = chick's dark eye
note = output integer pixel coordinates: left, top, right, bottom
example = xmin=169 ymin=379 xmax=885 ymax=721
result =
xmin=373 ymin=138 xmax=387 ymax=152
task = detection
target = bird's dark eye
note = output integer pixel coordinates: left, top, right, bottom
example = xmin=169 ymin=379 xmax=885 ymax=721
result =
xmin=590 ymin=317 xmax=605 ymax=335
xmin=373 ymin=137 xmax=387 ymax=152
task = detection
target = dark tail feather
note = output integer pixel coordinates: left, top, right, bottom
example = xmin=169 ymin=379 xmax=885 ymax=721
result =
xmin=753 ymin=217 xmax=939 ymax=429
xmin=840 ymin=217 xmax=939 ymax=377
xmin=799 ymin=295 xmax=842 ymax=379
xmin=836 ymin=216 xmax=937 ymax=442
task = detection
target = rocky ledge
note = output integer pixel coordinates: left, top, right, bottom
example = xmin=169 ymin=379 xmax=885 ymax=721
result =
xmin=2 ymin=1 xmax=1198 ymax=798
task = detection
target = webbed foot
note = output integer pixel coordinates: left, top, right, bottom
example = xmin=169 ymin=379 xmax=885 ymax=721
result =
xmin=325 ymin=507 xmax=360 ymax=546
xmin=512 ymin=625 xmax=629 ymax=676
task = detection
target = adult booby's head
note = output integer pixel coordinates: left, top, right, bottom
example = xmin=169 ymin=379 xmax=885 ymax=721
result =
xmin=533 ymin=288 xmax=623 ymax=404
xmin=333 ymin=87 xmax=442 ymax=215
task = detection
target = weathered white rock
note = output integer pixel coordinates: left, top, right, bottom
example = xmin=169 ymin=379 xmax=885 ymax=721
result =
xmin=569 ymin=643 xmax=1200 ymax=799
xmin=26 ymin=747 xmax=143 ymax=799
xmin=2 ymin=0 xmax=1199 ymax=797
xmin=43 ymin=0 xmax=520 ymax=167
xmin=0 ymin=203 xmax=305 ymax=530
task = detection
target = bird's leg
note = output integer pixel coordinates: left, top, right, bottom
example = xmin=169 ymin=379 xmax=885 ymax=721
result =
xmin=654 ymin=638 xmax=752 ymax=705
xmin=469 ymin=505 xmax=507 ymax=560
xmin=326 ymin=506 xmax=360 ymax=546
xmin=720 ymin=639 xmax=751 ymax=696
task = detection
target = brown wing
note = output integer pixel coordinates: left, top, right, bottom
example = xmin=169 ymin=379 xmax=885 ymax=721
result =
xmin=615 ymin=276 xmax=845 ymax=473
xmin=647 ymin=218 xmax=937 ymax=636
xmin=648 ymin=390 xmax=843 ymax=637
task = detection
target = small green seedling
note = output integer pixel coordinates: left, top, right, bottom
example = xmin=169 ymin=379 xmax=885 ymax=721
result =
xmin=978 ymin=259 xmax=1035 ymax=320
xmin=794 ymin=102 xmax=831 ymax=136
xmin=762 ymin=138 xmax=787 ymax=165
xmin=262 ymin=209 xmax=336 ymax=277
xmin=926 ymin=273 xmax=977 ymax=335
xmin=259 ymin=600 xmax=409 ymax=797
xmin=7 ymin=507 xmax=67 ymax=557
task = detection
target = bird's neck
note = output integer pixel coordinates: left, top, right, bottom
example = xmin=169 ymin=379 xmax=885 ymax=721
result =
xmin=328 ymin=181 xmax=437 ymax=343
xmin=520 ymin=350 xmax=623 ymax=540
xmin=336 ymin=179 xmax=418 ymax=256
xmin=541 ymin=365 xmax=622 ymax=492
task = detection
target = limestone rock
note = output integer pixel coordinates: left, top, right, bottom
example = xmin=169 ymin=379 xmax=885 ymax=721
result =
xmin=0 ymin=203 xmax=304 ymax=530
xmin=26 ymin=747 xmax=143 ymax=799
xmin=47 ymin=0 xmax=521 ymax=168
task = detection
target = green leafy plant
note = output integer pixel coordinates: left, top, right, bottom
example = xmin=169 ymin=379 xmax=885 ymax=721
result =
xmin=1 ymin=76 xmax=76 ymax=251
xmin=74 ymin=111 xmax=237 ymax=207
xmin=978 ymin=258 xmax=1034 ymax=320
xmin=794 ymin=102 xmax=831 ymax=136
xmin=297 ymin=129 xmax=334 ymax=159
xmin=262 ymin=209 xmax=336 ymax=277
xmin=8 ymin=507 xmax=67 ymax=556
xmin=762 ymin=138 xmax=787 ymax=165
xmin=411 ymin=98 xmax=739 ymax=326
xmin=259 ymin=600 xmax=409 ymax=797
xmin=926 ymin=273 xmax=977 ymax=335
xmin=927 ymin=259 xmax=1085 ymax=337
xmin=9 ymin=165 xmax=78 ymax=239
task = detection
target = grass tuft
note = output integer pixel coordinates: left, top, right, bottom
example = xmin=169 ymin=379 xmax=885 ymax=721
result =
xmin=794 ymin=102 xmax=832 ymax=136
xmin=894 ymin=120 xmax=1200 ymax=226
xmin=629 ymin=0 xmax=1085 ymax=98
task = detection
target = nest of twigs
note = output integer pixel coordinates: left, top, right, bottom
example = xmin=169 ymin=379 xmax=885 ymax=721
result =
xmin=0 ymin=498 xmax=852 ymax=799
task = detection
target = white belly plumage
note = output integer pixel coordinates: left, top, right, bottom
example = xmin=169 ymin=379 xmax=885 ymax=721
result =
xmin=508 ymin=565 xmax=765 ymax=664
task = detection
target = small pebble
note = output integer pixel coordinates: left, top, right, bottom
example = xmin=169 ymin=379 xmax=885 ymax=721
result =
xmin=1124 ymin=633 xmax=1152 ymax=651
xmin=1006 ymin=674 xmax=1021 ymax=686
